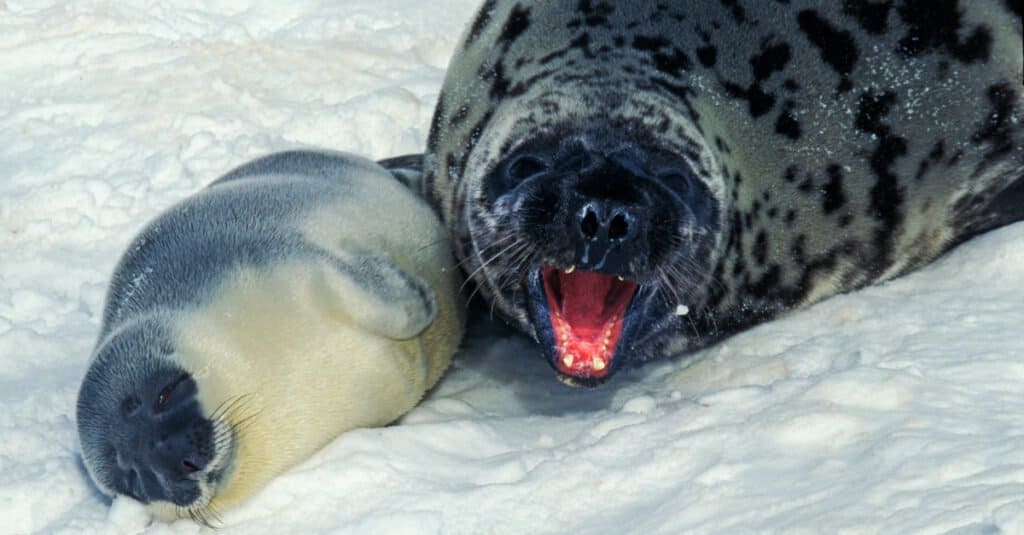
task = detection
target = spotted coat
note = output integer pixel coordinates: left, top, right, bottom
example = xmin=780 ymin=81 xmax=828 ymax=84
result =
xmin=425 ymin=0 xmax=1024 ymax=355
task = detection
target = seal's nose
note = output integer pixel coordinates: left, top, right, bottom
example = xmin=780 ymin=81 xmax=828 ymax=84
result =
xmin=577 ymin=200 xmax=640 ymax=243
xmin=565 ymin=158 xmax=651 ymax=273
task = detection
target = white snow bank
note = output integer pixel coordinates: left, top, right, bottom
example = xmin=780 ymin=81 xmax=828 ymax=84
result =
xmin=1 ymin=1 xmax=1022 ymax=534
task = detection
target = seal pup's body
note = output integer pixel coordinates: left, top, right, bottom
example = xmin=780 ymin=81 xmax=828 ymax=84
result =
xmin=77 ymin=150 xmax=463 ymax=521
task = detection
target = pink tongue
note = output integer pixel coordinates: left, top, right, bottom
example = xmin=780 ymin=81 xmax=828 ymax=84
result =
xmin=559 ymin=271 xmax=616 ymax=338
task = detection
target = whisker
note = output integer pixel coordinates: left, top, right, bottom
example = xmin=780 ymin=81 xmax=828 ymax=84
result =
xmin=459 ymin=238 xmax=523 ymax=295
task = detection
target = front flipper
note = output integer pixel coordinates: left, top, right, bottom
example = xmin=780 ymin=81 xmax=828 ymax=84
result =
xmin=319 ymin=250 xmax=437 ymax=340
xmin=954 ymin=174 xmax=1024 ymax=247
xmin=377 ymin=153 xmax=424 ymax=192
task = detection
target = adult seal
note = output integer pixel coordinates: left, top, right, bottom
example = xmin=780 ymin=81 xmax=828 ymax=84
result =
xmin=421 ymin=0 xmax=1023 ymax=386
xmin=76 ymin=150 xmax=464 ymax=522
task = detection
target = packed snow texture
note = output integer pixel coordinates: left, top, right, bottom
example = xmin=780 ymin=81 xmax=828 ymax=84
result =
xmin=2 ymin=2 xmax=1022 ymax=533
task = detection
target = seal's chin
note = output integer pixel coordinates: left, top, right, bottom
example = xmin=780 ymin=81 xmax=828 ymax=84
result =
xmin=533 ymin=266 xmax=639 ymax=386
xmin=147 ymin=418 xmax=237 ymax=524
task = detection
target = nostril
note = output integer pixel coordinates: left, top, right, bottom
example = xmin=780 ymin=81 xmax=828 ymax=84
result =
xmin=121 ymin=396 xmax=140 ymax=415
xmin=609 ymin=213 xmax=629 ymax=240
xmin=580 ymin=209 xmax=599 ymax=237
xmin=182 ymin=459 xmax=201 ymax=474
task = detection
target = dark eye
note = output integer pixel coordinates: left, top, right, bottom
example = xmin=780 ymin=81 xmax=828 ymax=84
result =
xmin=156 ymin=385 xmax=173 ymax=410
xmin=660 ymin=171 xmax=692 ymax=197
xmin=506 ymin=154 xmax=548 ymax=182
xmin=182 ymin=460 xmax=201 ymax=473
xmin=154 ymin=374 xmax=187 ymax=411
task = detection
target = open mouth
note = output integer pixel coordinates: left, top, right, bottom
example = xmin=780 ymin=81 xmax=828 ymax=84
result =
xmin=541 ymin=266 xmax=639 ymax=380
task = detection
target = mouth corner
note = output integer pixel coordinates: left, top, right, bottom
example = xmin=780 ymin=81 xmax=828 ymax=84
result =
xmin=533 ymin=265 xmax=639 ymax=386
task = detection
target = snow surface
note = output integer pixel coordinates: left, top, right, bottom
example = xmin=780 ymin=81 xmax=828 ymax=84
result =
xmin=2 ymin=1 xmax=1023 ymax=534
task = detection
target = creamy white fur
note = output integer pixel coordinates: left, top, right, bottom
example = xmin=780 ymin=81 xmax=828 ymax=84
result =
xmin=82 ymin=151 xmax=463 ymax=520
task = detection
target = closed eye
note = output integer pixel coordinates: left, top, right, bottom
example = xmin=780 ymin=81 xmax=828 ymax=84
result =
xmin=154 ymin=373 xmax=189 ymax=411
xmin=659 ymin=171 xmax=692 ymax=197
xmin=506 ymin=154 xmax=549 ymax=182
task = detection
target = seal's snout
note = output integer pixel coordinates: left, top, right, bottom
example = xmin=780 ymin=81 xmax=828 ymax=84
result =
xmin=109 ymin=370 xmax=211 ymax=505
xmin=480 ymin=139 xmax=718 ymax=385
xmin=564 ymin=157 xmax=655 ymax=274
xmin=572 ymin=196 xmax=645 ymax=272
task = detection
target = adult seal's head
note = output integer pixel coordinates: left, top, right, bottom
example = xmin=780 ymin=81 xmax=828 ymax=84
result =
xmin=77 ymin=150 xmax=464 ymax=522
xmin=423 ymin=1 xmax=1023 ymax=386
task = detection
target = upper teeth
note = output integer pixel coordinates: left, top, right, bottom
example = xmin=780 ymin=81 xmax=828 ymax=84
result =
xmin=564 ymin=265 xmax=576 ymax=274
xmin=616 ymin=276 xmax=624 ymax=281
xmin=674 ymin=304 xmax=690 ymax=316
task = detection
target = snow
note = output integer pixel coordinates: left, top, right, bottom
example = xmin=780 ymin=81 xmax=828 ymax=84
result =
xmin=2 ymin=1 xmax=1022 ymax=533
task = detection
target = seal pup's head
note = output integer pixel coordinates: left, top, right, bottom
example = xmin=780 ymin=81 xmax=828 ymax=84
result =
xmin=76 ymin=314 xmax=238 ymax=525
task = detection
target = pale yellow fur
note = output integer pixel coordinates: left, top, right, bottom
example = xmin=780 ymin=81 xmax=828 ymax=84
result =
xmin=149 ymin=176 xmax=463 ymax=519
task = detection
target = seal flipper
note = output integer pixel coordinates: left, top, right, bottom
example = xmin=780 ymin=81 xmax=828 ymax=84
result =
xmin=981 ymin=174 xmax=1024 ymax=230
xmin=319 ymin=250 xmax=437 ymax=340
xmin=377 ymin=154 xmax=424 ymax=191
xmin=953 ymin=174 xmax=1024 ymax=247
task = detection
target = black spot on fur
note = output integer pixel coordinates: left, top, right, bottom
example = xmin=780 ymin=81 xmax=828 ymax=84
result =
xmin=783 ymin=166 xmax=798 ymax=182
xmin=841 ymin=0 xmax=893 ymax=34
xmin=914 ymin=140 xmax=946 ymax=180
xmin=971 ymin=83 xmax=1018 ymax=162
xmin=732 ymin=256 xmax=746 ymax=277
xmin=487 ymin=62 xmax=511 ymax=99
xmin=654 ymin=48 xmax=693 ymax=76
xmin=696 ymin=45 xmax=717 ymax=67
xmin=775 ymin=100 xmax=801 ymax=140
xmin=498 ymin=4 xmax=532 ymax=48
xmin=895 ymin=0 xmax=993 ymax=63
xmin=723 ymin=81 xmax=775 ymax=117
xmin=577 ymin=0 xmax=614 ymax=17
xmin=855 ymin=90 xmax=894 ymax=136
xmin=449 ymin=105 xmax=470 ymax=127
xmin=571 ymin=32 xmax=594 ymax=58
xmin=719 ymin=0 xmax=747 ymax=24
xmin=634 ymin=36 xmax=693 ymax=76
xmin=748 ymin=264 xmax=782 ymax=299
xmin=796 ymin=10 xmax=859 ymax=92
xmin=1005 ymin=0 xmax=1024 ymax=19
xmin=822 ymin=164 xmax=847 ymax=213
xmin=753 ymin=230 xmax=768 ymax=265
xmin=465 ymin=0 xmax=498 ymax=47
xmin=653 ymin=79 xmax=702 ymax=125
xmin=855 ymin=90 xmax=908 ymax=272
xmin=426 ymin=97 xmax=445 ymax=154
xmin=722 ymin=39 xmax=791 ymax=119
xmin=750 ymin=41 xmax=791 ymax=81
xmin=633 ymin=35 xmax=670 ymax=51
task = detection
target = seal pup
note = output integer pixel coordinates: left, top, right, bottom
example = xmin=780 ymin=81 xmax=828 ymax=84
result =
xmin=420 ymin=0 xmax=1023 ymax=386
xmin=76 ymin=150 xmax=464 ymax=522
